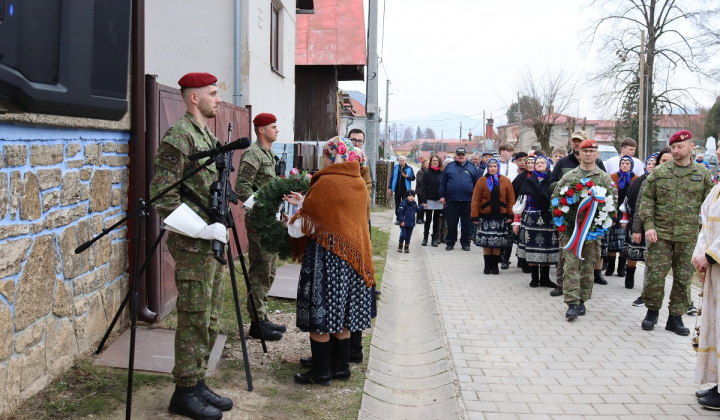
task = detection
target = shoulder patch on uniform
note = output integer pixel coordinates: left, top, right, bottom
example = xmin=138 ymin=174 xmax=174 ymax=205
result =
xmin=691 ymin=174 xmax=703 ymax=182
xmin=243 ymin=166 xmax=257 ymax=176
xmin=161 ymin=152 xmax=178 ymax=164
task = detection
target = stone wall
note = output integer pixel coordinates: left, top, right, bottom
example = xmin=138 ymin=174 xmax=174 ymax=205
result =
xmin=0 ymin=123 xmax=131 ymax=414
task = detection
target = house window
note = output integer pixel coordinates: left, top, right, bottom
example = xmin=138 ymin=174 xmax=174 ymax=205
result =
xmin=271 ymin=4 xmax=280 ymax=72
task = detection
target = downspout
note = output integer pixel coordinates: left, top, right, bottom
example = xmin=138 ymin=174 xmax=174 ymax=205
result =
xmin=233 ymin=0 xmax=242 ymax=106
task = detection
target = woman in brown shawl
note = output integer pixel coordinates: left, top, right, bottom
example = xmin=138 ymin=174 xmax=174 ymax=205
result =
xmin=284 ymin=137 xmax=374 ymax=386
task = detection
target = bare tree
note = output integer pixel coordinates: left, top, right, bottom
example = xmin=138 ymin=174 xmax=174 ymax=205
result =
xmin=516 ymin=69 xmax=577 ymax=153
xmin=583 ymin=0 xmax=720 ymax=150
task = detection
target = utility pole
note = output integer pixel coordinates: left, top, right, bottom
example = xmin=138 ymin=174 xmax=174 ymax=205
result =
xmin=483 ymin=110 xmax=486 ymax=138
xmin=383 ymin=79 xmax=390 ymax=159
xmin=459 ymin=122 xmax=462 ymax=141
xmin=638 ymin=31 xmax=646 ymax=157
xmin=517 ymin=91 xmax=522 ymax=150
xmin=366 ymin=0 xmax=379 ymax=206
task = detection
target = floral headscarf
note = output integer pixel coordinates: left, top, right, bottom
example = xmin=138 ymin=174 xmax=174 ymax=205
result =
xmin=322 ymin=136 xmax=366 ymax=167
xmin=533 ymin=155 xmax=551 ymax=182
xmin=645 ymin=153 xmax=657 ymax=174
xmin=618 ymin=155 xmax=634 ymax=189
xmin=485 ymin=158 xmax=500 ymax=191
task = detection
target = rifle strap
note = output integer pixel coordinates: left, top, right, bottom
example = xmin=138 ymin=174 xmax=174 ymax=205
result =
xmin=178 ymin=184 xmax=214 ymax=222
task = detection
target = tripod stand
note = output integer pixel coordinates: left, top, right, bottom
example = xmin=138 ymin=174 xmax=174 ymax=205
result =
xmin=79 ymin=148 xmax=266 ymax=419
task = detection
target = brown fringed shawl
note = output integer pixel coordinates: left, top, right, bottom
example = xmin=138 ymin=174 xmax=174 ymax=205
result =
xmin=290 ymin=161 xmax=375 ymax=287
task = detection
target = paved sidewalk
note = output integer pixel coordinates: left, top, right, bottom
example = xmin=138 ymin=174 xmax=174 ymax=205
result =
xmin=364 ymin=210 xmax=708 ymax=419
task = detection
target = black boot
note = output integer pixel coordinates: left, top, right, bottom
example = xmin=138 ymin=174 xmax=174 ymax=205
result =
xmin=422 ymin=234 xmax=428 ymax=246
xmin=483 ymin=255 xmax=492 ymax=274
xmin=550 ymin=287 xmax=563 ymax=297
xmin=264 ymin=317 xmax=286 ymax=333
xmin=577 ymin=301 xmax=586 ymax=316
xmin=665 ymin=315 xmax=690 ymax=336
xmin=529 ymin=265 xmax=540 ymax=288
xmin=197 ymin=379 xmax=233 ymax=411
xmin=605 ymin=255 xmax=616 ymax=276
xmin=404 ymin=244 xmax=409 ymax=253
xmin=491 ymin=255 xmax=500 ymax=275
xmin=624 ymin=266 xmax=636 ymax=289
xmin=539 ymin=266 xmax=557 ymax=288
xmin=521 ymin=258 xmax=532 ymax=274
xmin=349 ymin=330 xmax=363 ymax=363
xmin=295 ymin=339 xmax=332 ymax=386
xmin=593 ymin=270 xmax=608 ymax=285
xmin=641 ymin=309 xmax=659 ymax=330
xmin=397 ymin=243 xmax=403 ymax=253
xmin=168 ymin=384 xmax=222 ymax=420
xmin=431 ymin=235 xmax=439 ymax=247
xmin=616 ymin=257 xmax=626 ymax=277
xmin=696 ymin=384 xmax=719 ymax=399
xmin=501 ymin=248 xmax=511 ymax=269
xmin=331 ymin=336 xmax=352 ymax=380
xmin=566 ymin=304 xmax=579 ymax=320
xmin=249 ymin=319 xmax=283 ymax=341
xmin=699 ymin=390 xmax=720 ymax=410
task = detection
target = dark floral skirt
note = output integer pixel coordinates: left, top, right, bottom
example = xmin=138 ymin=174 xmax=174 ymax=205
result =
xmin=296 ymin=239 xmax=373 ymax=334
xmin=516 ymin=210 xmax=559 ymax=265
xmin=623 ymin=224 xmax=646 ymax=261
xmin=474 ymin=216 xmax=510 ymax=248
xmin=607 ymin=216 xmax=626 ymax=252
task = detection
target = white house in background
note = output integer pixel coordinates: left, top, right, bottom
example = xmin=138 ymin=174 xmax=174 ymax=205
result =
xmin=339 ymin=90 xmax=367 ymax=137
xmin=145 ymin=0 xmax=311 ymax=143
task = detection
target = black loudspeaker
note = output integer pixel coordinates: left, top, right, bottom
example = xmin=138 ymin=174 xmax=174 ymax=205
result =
xmin=0 ymin=0 xmax=131 ymax=121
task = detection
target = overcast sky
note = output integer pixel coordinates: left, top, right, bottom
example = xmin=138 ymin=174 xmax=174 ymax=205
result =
xmin=339 ymin=0 xmax=719 ymax=129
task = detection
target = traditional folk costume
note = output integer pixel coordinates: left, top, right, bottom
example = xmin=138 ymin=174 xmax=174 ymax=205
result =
xmin=621 ymin=154 xmax=656 ymax=288
xmin=606 ymin=156 xmax=637 ymax=277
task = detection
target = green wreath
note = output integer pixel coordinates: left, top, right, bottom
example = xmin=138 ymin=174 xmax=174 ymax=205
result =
xmin=245 ymin=173 xmax=311 ymax=259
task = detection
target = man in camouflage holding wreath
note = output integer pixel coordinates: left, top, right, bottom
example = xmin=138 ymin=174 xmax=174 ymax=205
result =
xmin=151 ymin=72 xmax=233 ymax=420
xmin=235 ymin=113 xmax=285 ymax=341
xmin=552 ymin=139 xmax=617 ymax=321
xmin=639 ymin=130 xmax=714 ymax=335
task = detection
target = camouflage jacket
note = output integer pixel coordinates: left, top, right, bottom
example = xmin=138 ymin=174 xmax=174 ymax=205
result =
xmin=552 ymin=165 xmax=617 ymax=239
xmin=234 ymin=141 xmax=277 ymax=203
xmin=150 ymin=112 xmax=219 ymax=254
xmin=639 ymin=161 xmax=713 ymax=242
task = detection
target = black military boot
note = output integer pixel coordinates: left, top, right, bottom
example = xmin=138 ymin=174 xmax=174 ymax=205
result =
xmin=168 ymin=384 xmax=222 ymax=420
xmin=197 ymin=379 xmax=233 ymax=411
xmin=349 ymin=330 xmax=363 ymax=363
xmin=483 ymin=255 xmax=492 ymax=274
xmin=422 ymin=234 xmax=429 ymax=246
xmin=616 ymin=257 xmax=626 ymax=277
xmin=501 ymin=248 xmax=511 ymax=269
xmin=529 ymin=265 xmax=540 ymax=288
xmin=665 ymin=315 xmax=690 ymax=336
xmin=249 ymin=319 xmax=283 ymax=341
xmin=264 ymin=317 xmax=286 ymax=333
xmin=295 ymin=339 xmax=332 ymax=386
xmin=625 ymin=266 xmax=636 ymax=289
xmin=566 ymin=304 xmax=579 ymax=320
xmin=331 ymin=336 xmax=352 ymax=381
xmin=491 ymin=255 xmax=500 ymax=275
xmin=539 ymin=266 xmax=558 ymax=288
xmin=605 ymin=255 xmax=616 ymax=276
xmin=577 ymin=301 xmax=586 ymax=316
xmin=594 ymin=270 xmax=608 ymax=285
xmin=641 ymin=309 xmax=659 ymax=330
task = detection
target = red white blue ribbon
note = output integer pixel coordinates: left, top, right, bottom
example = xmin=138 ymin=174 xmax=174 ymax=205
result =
xmin=562 ymin=186 xmax=606 ymax=259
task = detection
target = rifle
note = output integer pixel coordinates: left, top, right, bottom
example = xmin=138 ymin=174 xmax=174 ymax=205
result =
xmin=275 ymin=143 xmax=287 ymax=176
xmin=210 ymin=122 xmax=240 ymax=264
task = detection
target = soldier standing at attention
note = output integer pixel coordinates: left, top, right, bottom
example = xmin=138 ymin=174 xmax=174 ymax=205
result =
xmin=235 ymin=113 xmax=286 ymax=341
xmin=639 ymin=130 xmax=714 ymax=335
xmin=150 ymin=72 xmax=233 ymax=420
xmin=552 ymin=139 xmax=617 ymax=320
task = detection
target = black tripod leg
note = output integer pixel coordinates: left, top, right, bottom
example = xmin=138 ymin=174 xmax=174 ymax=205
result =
xmin=125 ymin=207 xmax=147 ymax=420
xmin=231 ymin=223 xmax=267 ymax=353
xmin=226 ymin=247 xmax=253 ymax=391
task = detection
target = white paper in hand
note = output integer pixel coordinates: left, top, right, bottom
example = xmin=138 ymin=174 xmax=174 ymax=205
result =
xmin=163 ymin=203 xmax=207 ymax=237
xmin=243 ymin=194 xmax=255 ymax=209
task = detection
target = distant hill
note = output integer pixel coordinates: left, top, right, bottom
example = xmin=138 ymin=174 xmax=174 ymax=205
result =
xmin=390 ymin=112 xmax=489 ymax=141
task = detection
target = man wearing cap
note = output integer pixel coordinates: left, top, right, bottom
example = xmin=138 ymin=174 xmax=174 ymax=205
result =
xmin=439 ymin=147 xmax=479 ymax=251
xmin=479 ymin=151 xmax=493 ymax=172
xmin=552 ymin=139 xmax=617 ymax=320
xmin=638 ymin=130 xmax=714 ymax=335
xmin=235 ymin=113 xmax=286 ymax=342
xmin=151 ymin=72 xmax=233 ymax=419
xmin=547 ymin=131 xmax=609 ymax=297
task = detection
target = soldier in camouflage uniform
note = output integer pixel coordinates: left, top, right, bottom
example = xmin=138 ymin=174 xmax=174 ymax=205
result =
xmin=150 ymin=72 xmax=232 ymax=420
xmin=552 ymin=139 xmax=617 ymax=321
xmin=235 ymin=112 xmax=285 ymax=341
xmin=639 ymin=130 xmax=714 ymax=335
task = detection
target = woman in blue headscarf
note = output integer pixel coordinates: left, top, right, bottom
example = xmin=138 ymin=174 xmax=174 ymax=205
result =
xmin=471 ymin=158 xmax=516 ymax=275
xmin=513 ymin=155 xmax=559 ymax=288
xmin=606 ymin=155 xmax=637 ymax=278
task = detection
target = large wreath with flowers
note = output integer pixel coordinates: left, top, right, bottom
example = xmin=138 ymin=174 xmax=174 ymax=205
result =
xmin=245 ymin=171 xmax=311 ymax=260
xmin=551 ymin=177 xmax=615 ymax=240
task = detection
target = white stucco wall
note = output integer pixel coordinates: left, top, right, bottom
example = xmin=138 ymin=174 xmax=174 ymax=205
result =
xmin=145 ymin=0 xmax=296 ymax=143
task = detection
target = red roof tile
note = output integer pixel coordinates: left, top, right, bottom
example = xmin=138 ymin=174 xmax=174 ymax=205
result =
xmin=296 ymin=0 xmax=366 ymax=66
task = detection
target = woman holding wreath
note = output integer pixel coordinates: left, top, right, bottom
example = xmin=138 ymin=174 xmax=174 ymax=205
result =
xmin=283 ymin=137 xmax=374 ymax=386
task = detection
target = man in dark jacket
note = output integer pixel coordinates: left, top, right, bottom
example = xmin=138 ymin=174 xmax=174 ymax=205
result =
xmin=439 ymin=147 xmax=478 ymax=251
xmin=547 ymin=131 xmax=609 ymax=297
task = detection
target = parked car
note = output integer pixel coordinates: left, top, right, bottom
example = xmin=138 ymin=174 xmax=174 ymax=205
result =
xmin=707 ymin=153 xmax=717 ymax=174
xmin=598 ymin=144 xmax=619 ymax=162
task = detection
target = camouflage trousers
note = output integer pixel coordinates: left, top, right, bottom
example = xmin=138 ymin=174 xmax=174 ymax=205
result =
xmin=561 ymin=236 xmax=601 ymax=305
xmin=170 ymin=247 xmax=225 ymax=387
xmin=247 ymin=228 xmax=278 ymax=322
xmin=642 ymin=239 xmax=693 ymax=316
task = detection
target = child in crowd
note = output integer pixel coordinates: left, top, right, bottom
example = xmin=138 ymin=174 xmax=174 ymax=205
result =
xmin=397 ymin=190 xmax=418 ymax=253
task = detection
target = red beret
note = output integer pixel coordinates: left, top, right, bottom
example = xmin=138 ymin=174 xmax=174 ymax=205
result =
xmin=178 ymin=72 xmax=217 ymax=88
xmin=579 ymin=139 xmax=598 ymax=149
xmin=669 ymin=130 xmax=693 ymax=144
xmin=253 ymin=113 xmax=277 ymax=127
